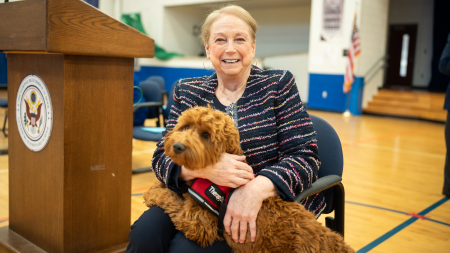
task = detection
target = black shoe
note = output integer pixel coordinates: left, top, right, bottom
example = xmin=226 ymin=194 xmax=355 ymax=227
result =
xmin=444 ymin=189 xmax=450 ymax=198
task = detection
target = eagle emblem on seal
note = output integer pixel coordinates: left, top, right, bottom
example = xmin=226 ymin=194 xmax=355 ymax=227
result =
xmin=24 ymin=91 xmax=43 ymax=132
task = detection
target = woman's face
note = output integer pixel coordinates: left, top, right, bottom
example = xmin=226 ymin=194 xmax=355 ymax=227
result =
xmin=205 ymin=15 xmax=256 ymax=79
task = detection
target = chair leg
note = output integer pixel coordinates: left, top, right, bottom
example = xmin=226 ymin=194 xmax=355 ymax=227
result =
xmin=333 ymin=182 xmax=345 ymax=238
xmin=2 ymin=114 xmax=7 ymax=137
xmin=132 ymin=167 xmax=153 ymax=174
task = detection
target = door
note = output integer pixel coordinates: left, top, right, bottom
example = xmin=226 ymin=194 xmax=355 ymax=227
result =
xmin=385 ymin=24 xmax=417 ymax=89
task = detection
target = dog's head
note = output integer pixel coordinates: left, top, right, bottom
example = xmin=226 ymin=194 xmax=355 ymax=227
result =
xmin=164 ymin=105 xmax=242 ymax=170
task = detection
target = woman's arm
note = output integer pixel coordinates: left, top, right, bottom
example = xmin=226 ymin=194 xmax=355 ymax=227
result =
xmin=179 ymin=153 xmax=254 ymax=188
xmin=224 ymin=70 xmax=320 ymax=244
xmin=439 ymin=33 xmax=450 ymax=76
xmin=256 ymin=70 xmax=320 ymax=202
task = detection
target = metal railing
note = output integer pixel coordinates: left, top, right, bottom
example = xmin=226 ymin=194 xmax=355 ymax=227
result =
xmin=364 ymin=55 xmax=388 ymax=84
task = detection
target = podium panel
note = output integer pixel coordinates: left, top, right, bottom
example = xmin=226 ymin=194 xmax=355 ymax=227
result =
xmin=7 ymin=53 xmax=133 ymax=253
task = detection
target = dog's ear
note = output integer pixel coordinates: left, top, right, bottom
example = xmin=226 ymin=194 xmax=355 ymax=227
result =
xmin=164 ymin=130 xmax=174 ymax=143
xmin=222 ymin=119 xmax=243 ymax=156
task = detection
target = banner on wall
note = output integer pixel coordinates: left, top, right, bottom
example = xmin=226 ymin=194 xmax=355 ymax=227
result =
xmin=321 ymin=0 xmax=344 ymax=42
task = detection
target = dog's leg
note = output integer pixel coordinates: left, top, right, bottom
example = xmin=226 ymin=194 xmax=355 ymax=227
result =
xmin=171 ymin=195 xmax=220 ymax=248
xmin=143 ymin=181 xmax=185 ymax=217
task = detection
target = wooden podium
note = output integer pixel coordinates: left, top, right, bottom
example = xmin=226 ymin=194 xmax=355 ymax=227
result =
xmin=0 ymin=0 xmax=154 ymax=252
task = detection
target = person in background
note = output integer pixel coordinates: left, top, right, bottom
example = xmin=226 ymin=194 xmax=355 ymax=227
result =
xmin=439 ymin=33 xmax=450 ymax=198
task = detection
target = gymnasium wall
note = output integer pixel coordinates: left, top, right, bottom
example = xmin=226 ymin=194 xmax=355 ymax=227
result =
xmin=98 ymin=0 xmax=313 ymax=102
xmin=388 ymin=0 xmax=434 ymax=88
xmin=359 ymin=0 xmax=389 ymax=108
xmin=307 ymin=0 xmax=389 ymax=113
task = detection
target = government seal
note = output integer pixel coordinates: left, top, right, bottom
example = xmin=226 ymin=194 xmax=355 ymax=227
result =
xmin=16 ymin=74 xmax=53 ymax=152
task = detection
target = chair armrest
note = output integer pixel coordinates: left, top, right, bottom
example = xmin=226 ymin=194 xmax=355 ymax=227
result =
xmin=294 ymin=175 xmax=342 ymax=203
xmin=133 ymin=102 xmax=164 ymax=113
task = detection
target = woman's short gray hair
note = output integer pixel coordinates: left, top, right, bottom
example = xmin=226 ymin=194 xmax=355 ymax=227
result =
xmin=201 ymin=4 xmax=257 ymax=44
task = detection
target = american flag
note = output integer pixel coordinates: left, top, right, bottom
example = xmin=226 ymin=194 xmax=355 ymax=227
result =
xmin=343 ymin=14 xmax=361 ymax=93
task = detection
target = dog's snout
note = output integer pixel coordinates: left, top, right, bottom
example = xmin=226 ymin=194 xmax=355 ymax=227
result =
xmin=173 ymin=142 xmax=186 ymax=154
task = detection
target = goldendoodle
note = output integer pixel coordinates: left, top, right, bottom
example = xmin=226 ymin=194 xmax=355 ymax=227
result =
xmin=144 ymin=106 xmax=355 ymax=253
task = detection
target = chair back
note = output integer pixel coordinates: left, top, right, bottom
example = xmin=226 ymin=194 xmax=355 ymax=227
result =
xmin=163 ymin=79 xmax=179 ymax=120
xmin=309 ymin=114 xmax=343 ymax=213
xmin=146 ymin=76 xmax=166 ymax=92
xmin=140 ymin=79 xmax=162 ymax=119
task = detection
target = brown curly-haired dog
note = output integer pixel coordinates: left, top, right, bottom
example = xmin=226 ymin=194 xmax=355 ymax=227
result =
xmin=144 ymin=106 xmax=355 ymax=253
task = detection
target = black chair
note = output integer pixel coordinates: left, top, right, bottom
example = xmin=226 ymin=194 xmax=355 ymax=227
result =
xmin=295 ymin=114 xmax=345 ymax=237
xmin=146 ymin=75 xmax=167 ymax=98
xmin=135 ymin=79 xmax=165 ymax=126
xmin=131 ymin=80 xmax=178 ymax=174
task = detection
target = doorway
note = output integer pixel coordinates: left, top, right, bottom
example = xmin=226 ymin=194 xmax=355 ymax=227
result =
xmin=385 ymin=24 xmax=418 ymax=89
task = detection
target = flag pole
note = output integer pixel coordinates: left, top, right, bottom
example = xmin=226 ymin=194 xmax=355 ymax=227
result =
xmin=343 ymin=91 xmax=351 ymax=117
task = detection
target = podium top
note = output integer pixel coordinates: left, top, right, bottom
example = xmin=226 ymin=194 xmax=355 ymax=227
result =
xmin=0 ymin=0 xmax=154 ymax=58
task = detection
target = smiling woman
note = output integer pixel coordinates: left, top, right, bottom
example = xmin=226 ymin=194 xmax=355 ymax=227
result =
xmin=127 ymin=5 xmax=323 ymax=253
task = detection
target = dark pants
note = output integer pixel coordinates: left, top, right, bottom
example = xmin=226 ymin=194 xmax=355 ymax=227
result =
xmin=444 ymin=112 xmax=450 ymax=197
xmin=126 ymin=206 xmax=232 ymax=253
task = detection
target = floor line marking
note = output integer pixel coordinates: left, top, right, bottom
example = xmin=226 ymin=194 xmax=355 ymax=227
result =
xmin=346 ymin=200 xmax=450 ymax=227
xmin=346 ymin=201 xmax=409 ymax=215
xmin=343 ymin=127 xmax=425 ymax=147
xmin=350 ymin=143 xmax=445 ymax=159
xmin=357 ymin=197 xmax=450 ymax=253
xmin=131 ymin=186 xmax=151 ymax=193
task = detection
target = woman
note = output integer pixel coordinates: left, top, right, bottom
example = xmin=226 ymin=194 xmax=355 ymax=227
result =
xmin=127 ymin=5 xmax=324 ymax=253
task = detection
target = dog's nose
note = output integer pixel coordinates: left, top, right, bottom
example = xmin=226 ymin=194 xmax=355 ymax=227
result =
xmin=173 ymin=142 xmax=186 ymax=154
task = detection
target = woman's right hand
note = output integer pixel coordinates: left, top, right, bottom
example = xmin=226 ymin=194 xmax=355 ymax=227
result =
xmin=180 ymin=153 xmax=254 ymax=188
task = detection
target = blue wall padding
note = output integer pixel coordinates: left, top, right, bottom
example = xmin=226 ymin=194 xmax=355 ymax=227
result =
xmin=0 ymin=53 xmax=6 ymax=87
xmin=308 ymin=73 xmax=364 ymax=114
xmin=308 ymin=73 xmax=347 ymax=112
xmin=134 ymin=66 xmax=215 ymax=92
xmin=349 ymin=77 xmax=364 ymax=115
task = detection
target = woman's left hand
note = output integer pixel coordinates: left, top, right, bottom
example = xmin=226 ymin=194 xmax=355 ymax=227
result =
xmin=223 ymin=176 xmax=278 ymax=243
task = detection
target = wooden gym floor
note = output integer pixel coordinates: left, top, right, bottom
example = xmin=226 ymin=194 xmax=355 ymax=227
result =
xmin=0 ymin=105 xmax=449 ymax=252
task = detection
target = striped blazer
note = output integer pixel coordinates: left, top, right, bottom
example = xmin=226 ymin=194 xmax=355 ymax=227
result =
xmin=151 ymin=66 xmax=325 ymax=217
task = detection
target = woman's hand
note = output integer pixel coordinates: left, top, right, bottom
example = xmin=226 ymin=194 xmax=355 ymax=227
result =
xmin=223 ymin=176 xmax=279 ymax=243
xmin=181 ymin=153 xmax=254 ymax=188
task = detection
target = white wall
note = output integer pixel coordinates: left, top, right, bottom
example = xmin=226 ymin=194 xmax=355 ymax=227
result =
xmin=98 ymin=0 xmax=313 ymax=102
xmin=308 ymin=0 xmax=390 ymax=108
xmin=263 ymin=54 xmax=310 ymax=102
xmin=100 ymin=0 xmax=311 ymax=57
xmin=308 ymin=0 xmax=358 ymax=75
xmin=249 ymin=5 xmax=311 ymax=57
xmin=388 ymin=0 xmax=434 ymax=88
xmin=359 ymin=0 xmax=389 ymax=108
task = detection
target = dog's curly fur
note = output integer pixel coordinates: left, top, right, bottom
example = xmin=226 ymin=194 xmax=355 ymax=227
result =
xmin=144 ymin=106 xmax=355 ymax=253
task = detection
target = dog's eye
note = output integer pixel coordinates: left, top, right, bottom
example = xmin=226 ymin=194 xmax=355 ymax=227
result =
xmin=202 ymin=132 xmax=209 ymax=139
xmin=185 ymin=126 xmax=189 ymax=130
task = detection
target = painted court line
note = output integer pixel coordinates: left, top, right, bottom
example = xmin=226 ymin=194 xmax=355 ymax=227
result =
xmin=343 ymin=127 xmax=425 ymax=147
xmin=346 ymin=201 xmax=450 ymax=227
xmin=353 ymin=143 xmax=445 ymax=159
xmin=131 ymin=186 xmax=151 ymax=193
xmin=357 ymin=197 xmax=450 ymax=253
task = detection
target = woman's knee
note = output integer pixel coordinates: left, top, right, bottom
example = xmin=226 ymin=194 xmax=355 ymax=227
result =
xmin=127 ymin=206 xmax=177 ymax=253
